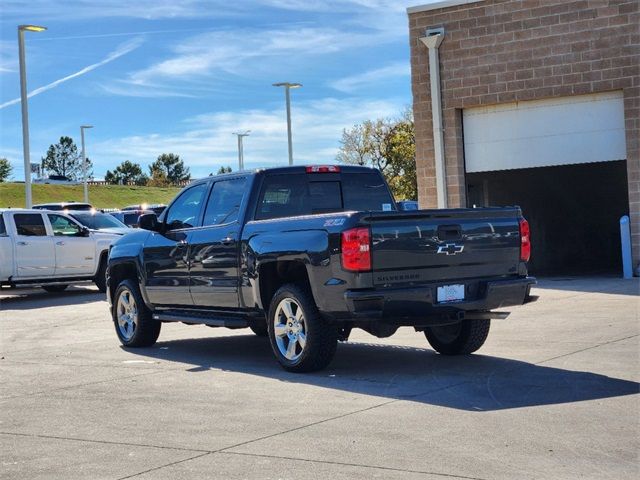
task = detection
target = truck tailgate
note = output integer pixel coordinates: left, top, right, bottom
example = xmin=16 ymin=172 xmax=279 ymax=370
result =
xmin=364 ymin=208 xmax=522 ymax=286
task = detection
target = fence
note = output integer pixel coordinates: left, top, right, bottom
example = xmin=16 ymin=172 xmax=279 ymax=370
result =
xmin=86 ymin=179 xmax=191 ymax=187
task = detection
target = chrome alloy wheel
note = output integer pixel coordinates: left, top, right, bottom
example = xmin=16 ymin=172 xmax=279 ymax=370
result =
xmin=116 ymin=288 xmax=138 ymax=341
xmin=273 ymin=298 xmax=307 ymax=361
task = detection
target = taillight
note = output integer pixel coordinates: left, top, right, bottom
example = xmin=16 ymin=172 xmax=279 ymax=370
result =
xmin=519 ymin=218 xmax=531 ymax=262
xmin=341 ymin=227 xmax=371 ymax=272
xmin=306 ymin=165 xmax=340 ymax=173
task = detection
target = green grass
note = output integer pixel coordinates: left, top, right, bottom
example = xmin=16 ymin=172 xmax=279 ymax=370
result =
xmin=0 ymin=183 xmax=181 ymax=209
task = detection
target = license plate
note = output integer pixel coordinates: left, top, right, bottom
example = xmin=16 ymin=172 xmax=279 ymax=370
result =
xmin=437 ymin=284 xmax=465 ymax=303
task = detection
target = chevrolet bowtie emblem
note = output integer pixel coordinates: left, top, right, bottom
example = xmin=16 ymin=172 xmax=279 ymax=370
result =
xmin=437 ymin=243 xmax=464 ymax=255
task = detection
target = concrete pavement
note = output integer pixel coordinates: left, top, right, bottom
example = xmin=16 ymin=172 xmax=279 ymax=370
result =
xmin=0 ymin=278 xmax=638 ymax=479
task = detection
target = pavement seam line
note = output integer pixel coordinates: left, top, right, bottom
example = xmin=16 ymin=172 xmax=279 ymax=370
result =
xmin=0 ymin=431 xmax=210 ymax=454
xmin=535 ymin=334 xmax=639 ymax=365
xmin=116 ymin=452 xmax=212 ymax=480
xmin=219 ymin=451 xmax=489 ymax=480
xmin=0 ymin=369 xmax=167 ymax=401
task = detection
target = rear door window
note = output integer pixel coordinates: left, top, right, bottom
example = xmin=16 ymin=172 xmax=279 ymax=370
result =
xmin=13 ymin=213 xmax=47 ymax=236
xmin=203 ymin=177 xmax=247 ymax=226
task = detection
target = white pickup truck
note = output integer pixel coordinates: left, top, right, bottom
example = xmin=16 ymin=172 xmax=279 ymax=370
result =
xmin=0 ymin=209 xmax=121 ymax=293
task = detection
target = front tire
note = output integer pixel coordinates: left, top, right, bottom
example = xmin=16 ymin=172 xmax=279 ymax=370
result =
xmin=42 ymin=285 xmax=68 ymax=293
xmin=112 ymin=279 xmax=160 ymax=347
xmin=267 ymin=284 xmax=337 ymax=373
xmin=424 ymin=319 xmax=490 ymax=355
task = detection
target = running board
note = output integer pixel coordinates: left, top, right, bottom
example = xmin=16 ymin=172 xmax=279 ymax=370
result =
xmin=464 ymin=311 xmax=510 ymax=320
xmin=152 ymin=311 xmax=249 ymax=328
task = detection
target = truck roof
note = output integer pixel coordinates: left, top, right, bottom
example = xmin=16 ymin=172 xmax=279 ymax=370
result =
xmin=191 ymin=164 xmax=378 ymax=186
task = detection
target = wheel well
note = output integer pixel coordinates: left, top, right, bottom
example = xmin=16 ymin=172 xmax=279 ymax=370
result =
xmin=259 ymin=261 xmax=312 ymax=312
xmin=108 ymin=262 xmax=138 ymax=300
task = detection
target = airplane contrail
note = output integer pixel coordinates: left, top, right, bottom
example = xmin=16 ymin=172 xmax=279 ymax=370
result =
xmin=0 ymin=37 xmax=143 ymax=110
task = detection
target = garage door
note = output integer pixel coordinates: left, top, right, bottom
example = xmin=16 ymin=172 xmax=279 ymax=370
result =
xmin=463 ymin=91 xmax=626 ymax=173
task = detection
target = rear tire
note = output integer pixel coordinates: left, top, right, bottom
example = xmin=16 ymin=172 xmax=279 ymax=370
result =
xmin=94 ymin=256 xmax=107 ymax=293
xmin=249 ymin=323 xmax=268 ymax=337
xmin=267 ymin=284 xmax=337 ymax=372
xmin=112 ymin=279 xmax=160 ymax=347
xmin=424 ymin=319 xmax=490 ymax=355
xmin=42 ymin=285 xmax=68 ymax=293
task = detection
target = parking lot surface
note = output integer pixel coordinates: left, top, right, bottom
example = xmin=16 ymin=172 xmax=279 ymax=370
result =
xmin=1 ymin=277 xmax=638 ymax=480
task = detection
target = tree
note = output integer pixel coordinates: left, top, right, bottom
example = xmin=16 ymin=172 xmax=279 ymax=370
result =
xmin=216 ymin=166 xmax=232 ymax=175
xmin=105 ymin=160 xmax=148 ymax=185
xmin=336 ymin=110 xmax=417 ymax=200
xmin=0 ymin=158 xmax=12 ymax=182
xmin=148 ymin=153 xmax=190 ymax=185
xmin=41 ymin=136 xmax=93 ymax=180
xmin=147 ymin=165 xmax=170 ymax=187
xmin=383 ymin=114 xmax=417 ymax=201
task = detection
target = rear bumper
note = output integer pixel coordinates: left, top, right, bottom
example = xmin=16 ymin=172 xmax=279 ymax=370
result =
xmin=341 ymin=276 xmax=536 ymax=323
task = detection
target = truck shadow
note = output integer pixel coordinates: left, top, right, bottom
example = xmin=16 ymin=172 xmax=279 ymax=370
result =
xmin=0 ymin=287 xmax=103 ymax=311
xmin=129 ymin=334 xmax=639 ymax=412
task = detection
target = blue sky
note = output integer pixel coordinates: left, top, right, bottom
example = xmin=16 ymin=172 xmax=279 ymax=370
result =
xmin=0 ymin=0 xmax=429 ymax=180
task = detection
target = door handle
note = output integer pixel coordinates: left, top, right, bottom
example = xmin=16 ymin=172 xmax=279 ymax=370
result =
xmin=56 ymin=241 xmax=65 ymax=246
xmin=16 ymin=241 xmax=28 ymax=246
xmin=221 ymin=236 xmax=235 ymax=245
xmin=176 ymin=239 xmax=188 ymax=246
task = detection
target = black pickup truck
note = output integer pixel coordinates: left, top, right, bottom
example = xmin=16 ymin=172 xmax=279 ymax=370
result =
xmin=107 ymin=165 xmax=536 ymax=372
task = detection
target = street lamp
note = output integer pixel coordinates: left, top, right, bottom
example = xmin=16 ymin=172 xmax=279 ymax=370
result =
xmin=232 ymin=130 xmax=250 ymax=171
xmin=272 ymin=82 xmax=302 ymax=166
xmin=18 ymin=24 xmax=47 ymax=208
xmin=80 ymin=125 xmax=93 ymax=203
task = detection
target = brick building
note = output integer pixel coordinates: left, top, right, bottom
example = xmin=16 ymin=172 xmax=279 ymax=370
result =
xmin=408 ymin=0 xmax=639 ymax=274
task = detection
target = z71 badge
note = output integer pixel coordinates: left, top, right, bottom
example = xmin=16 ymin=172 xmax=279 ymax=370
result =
xmin=323 ymin=218 xmax=346 ymax=227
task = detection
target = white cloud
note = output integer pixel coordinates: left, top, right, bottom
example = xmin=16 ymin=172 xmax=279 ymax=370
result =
xmin=91 ymin=96 xmax=402 ymax=176
xmin=329 ymin=62 xmax=410 ymax=93
xmin=124 ymin=26 xmax=399 ymax=89
xmin=0 ymin=0 xmax=240 ymax=21
xmin=0 ymin=37 xmax=143 ymax=110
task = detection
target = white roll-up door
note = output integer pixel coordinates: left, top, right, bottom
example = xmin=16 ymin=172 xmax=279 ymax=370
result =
xmin=463 ymin=91 xmax=626 ymax=173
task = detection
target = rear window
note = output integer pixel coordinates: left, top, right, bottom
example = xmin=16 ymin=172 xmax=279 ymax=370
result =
xmin=255 ymin=171 xmax=395 ymax=220
xmin=14 ymin=213 xmax=47 ymax=236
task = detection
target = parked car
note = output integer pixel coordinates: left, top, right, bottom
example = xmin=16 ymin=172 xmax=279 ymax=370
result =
xmin=109 ymin=209 xmax=154 ymax=228
xmin=397 ymin=200 xmax=419 ymax=211
xmin=0 ymin=209 xmax=120 ymax=292
xmin=33 ymin=175 xmax=80 ymax=185
xmin=122 ymin=204 xmax=167 ymax=216
xmin=68 ymin=211 xmax=131 ymax=236
xmin=33 ymin=202 xmax=94 ymax=211
xmin=107 ymin=165 xmax=536 ymax=372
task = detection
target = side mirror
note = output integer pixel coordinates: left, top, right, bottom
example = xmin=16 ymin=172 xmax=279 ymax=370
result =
xmin=139 ymin=213 xmax=160 ymax=231
xmin=80 ymin=226 xmax=91 ymax=237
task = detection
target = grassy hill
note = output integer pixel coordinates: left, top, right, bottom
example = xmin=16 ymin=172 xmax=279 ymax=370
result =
xmin=0 ymin=183 xmax=181 ymax=209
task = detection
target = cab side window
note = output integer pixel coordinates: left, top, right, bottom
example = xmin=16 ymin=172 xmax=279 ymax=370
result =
xmin=0 ymin=216 xmax=6 ymax=236
xmin=48 ymin=214 xmax=82 ymax=236
xmin=203 ymin=178 xmax=247 ymax=226
xmin=165 ymin=183 xmax=208 ymax=230
xmin=13 ymin=214 xmax=47 ymax=236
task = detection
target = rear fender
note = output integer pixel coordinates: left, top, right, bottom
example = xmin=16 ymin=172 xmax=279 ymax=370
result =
xmin=244 ymin=230 xmax=331 ymax=310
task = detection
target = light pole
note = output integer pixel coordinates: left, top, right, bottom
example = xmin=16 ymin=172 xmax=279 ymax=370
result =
xmin=80 ymin=125 xmax=93 ymax=203
xmin=232 ymin=131 xmax=250 ymax=171
xmin=272 ymin=82 xmax=302 ymax=166
xmin=18 ymin=24 xmax=47 ymax=208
